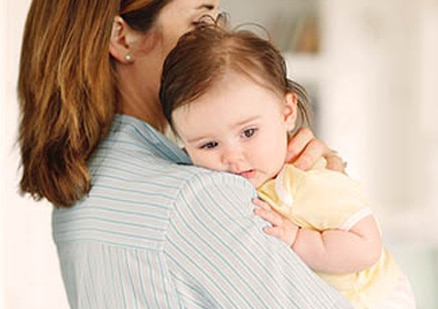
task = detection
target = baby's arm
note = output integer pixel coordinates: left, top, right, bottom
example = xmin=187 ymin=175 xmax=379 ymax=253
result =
xmin=292 ymin=215 xmax=382 ymax=274
xmin=254 ymin=200 xmax=382 ymax=275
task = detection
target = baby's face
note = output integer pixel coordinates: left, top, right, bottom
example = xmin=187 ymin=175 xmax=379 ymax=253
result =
xmin=172 ymin=72 xmax=297 ymax=188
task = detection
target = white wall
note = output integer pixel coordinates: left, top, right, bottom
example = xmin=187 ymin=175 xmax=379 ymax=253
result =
xmin=316 ymin=2 xmax=438 ymax=306
xmin=3 ymin=0 xmax=69 ymax=308
xmin=1 ymin=0 xmax=5 ymax=306
xmin=316 ymin=0 xmax=438 ymax=243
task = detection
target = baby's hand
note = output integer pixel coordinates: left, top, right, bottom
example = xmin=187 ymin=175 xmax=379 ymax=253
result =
xmin=253 ymin=199 xmax=300 ymax=247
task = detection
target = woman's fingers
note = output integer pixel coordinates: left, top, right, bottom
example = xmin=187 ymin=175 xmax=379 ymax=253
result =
xmin=324 ymin=150 xmax=347 ymax=173
xmin=294 ymin=138 xmax=327 ymax=171
xmin=286 ymin=128 xmax=347 ymax=173
xmin=285 ymin=127 xmax=315 ymax=164
xmin=286 ymin=128 xmax=328 ymax=171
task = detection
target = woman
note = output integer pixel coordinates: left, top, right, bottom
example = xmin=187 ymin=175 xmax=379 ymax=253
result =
xmin=17 ymin=0 xmax=350 ymax=308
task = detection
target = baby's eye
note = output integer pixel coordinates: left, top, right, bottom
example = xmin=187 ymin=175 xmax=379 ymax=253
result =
xmin=242 ymin=128 xmax=257 ymax=138
xmin=200 ymin=141 xmax=218 ymax=149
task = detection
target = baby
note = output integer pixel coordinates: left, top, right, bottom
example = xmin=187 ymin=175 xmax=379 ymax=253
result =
xmin=159 ymin=23 xmax=416 ymax=309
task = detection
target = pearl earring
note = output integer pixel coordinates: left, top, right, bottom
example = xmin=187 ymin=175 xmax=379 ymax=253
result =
xmin=125 ymin=54 xmax=133 ymax=62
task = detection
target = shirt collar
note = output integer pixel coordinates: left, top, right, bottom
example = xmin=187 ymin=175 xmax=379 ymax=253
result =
xmin=113 ymin=114 xmax=191 ymax=165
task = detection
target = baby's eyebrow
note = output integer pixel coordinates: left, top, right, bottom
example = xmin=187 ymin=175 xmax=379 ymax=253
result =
xmin=233 ymin=116 xmax=260 ymax=129
xmin=186 ymin=136 xmax=211 ymax=144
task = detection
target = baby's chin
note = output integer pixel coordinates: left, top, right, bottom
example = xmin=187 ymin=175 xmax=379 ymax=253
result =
xmin=253 ymin=178 xmax=269 ymax=189
xmin=254 ymin=169 xmax=284 ymax=188
xmin=251 ymin=175 xmax=272 ymax=189
xmin=232 ymin=170 xmax=267 ymax=188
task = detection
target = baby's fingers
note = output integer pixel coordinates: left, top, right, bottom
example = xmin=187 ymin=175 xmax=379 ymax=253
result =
xmin=252 ymin=198 xmax=271 ymax=210
xmin=263 ymin=226 xmax=282 ymax=237
xmin=253 ymin=207 xmax=284 ymax=226
xmin=262 ymin=226 xmax=294 ymax=247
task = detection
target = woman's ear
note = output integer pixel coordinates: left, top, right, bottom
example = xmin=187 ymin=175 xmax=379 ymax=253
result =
xmin=284 ymin=92 xmax=298 ymax=131
xmin=109 ymin=16 xmax=134 ymax=64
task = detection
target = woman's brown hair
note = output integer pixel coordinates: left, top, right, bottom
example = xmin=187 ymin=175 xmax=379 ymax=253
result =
xmin=160 ymin=23 xmax=312 ymax=133
xmin=18 ymin=0 xmax=171 ymax=207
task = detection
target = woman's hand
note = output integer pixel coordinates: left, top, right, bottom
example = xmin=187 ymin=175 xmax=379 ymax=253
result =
xmin=253 ymin=199 xmax=300 ymax=247
xmin=286 ymin=128 xmax=346 ymax=172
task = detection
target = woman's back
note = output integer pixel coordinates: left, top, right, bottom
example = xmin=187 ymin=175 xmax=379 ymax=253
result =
xmin=53 ymin=114 xmax=195 ymax=307
xmin=53 ymin=115 xmax=351 ymax=309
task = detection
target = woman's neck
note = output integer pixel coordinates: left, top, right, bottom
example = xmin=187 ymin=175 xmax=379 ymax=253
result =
xmin=119 ymin=94 xmax=167 ymax=132
xmin=117 ymin=67 xmax=167 ymax=132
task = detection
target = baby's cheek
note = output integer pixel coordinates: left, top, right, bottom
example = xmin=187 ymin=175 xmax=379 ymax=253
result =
xmin=190 ymin=152 xmax=222 ymax=172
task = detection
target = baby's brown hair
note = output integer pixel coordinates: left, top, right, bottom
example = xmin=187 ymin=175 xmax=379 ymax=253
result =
xmin=160 ymin=23 xmax=312 ymax=133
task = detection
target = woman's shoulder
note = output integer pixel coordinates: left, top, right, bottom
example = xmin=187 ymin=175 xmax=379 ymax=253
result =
xmin=146 ymin=165 xmax=257 ymax=219
xmin=177 ymin=164 xmax=255 ymax=194
xmin=167 ymin=167 xmax=258 ymax=230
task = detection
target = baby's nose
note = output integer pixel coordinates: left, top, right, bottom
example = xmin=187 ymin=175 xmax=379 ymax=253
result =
xmin=222 ymin=148 xmax=244 ymax=171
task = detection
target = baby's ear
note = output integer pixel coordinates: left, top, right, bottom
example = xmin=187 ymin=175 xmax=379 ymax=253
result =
xmin=284 ymin=92 xmax=298 ymax=131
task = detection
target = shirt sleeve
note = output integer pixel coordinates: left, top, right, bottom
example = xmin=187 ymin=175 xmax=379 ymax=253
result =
xmin=259 ymin=164 xmax=372 ymax=231
xmin=165 ymin=170 xmax=353 ymax=309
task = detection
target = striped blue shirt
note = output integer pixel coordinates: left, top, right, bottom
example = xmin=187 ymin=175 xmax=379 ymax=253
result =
xmin=53 ymin=114 xmax=352 ymax=309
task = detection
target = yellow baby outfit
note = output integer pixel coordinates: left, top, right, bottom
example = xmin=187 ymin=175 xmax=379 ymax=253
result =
xmin=257 ymin=161 xmax=415 ymax=309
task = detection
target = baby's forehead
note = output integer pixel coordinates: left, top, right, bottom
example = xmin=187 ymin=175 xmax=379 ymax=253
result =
xmin=171 ymin=69 xmax=287 ymax=131
xmin=209 ymin=69 xmax=286 ymax=99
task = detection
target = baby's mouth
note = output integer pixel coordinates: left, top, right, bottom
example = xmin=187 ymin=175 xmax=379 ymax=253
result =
xmin=237 ymin=169 xmax=256 ymax=179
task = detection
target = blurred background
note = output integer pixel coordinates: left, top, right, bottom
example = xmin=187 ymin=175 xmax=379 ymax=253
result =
xmin=2 ymin=0 xmax=438 ymax=308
